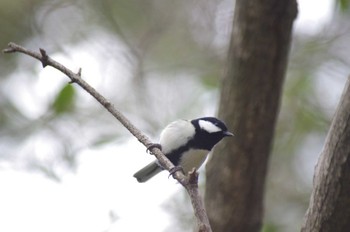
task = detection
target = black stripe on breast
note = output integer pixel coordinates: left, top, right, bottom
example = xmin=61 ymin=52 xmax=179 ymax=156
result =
xmin=166 ymin=144 xmax=192 ymax=166
xmin=165 ymin=138 xmax=210 ymax=166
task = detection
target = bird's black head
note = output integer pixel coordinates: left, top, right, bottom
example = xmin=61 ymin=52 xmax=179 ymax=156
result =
xmin=190 ymin=117 xmax=233 ymax=151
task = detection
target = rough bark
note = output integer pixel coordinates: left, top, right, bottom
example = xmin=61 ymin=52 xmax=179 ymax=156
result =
xmin=205 ymin=0 xmax=297 ymax=231
xmin=301 ymin=77 xmax=350 ymax=232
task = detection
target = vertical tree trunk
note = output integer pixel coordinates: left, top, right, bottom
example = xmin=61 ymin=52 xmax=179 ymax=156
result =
xmin=301 ymin=77 xmax=350 ymax=232
xmin=205 ymin=0 xmax=297 ymax=231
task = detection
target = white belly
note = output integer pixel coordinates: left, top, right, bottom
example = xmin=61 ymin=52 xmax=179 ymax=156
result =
xmin=179 ymin=149 xmax=209 ymax=174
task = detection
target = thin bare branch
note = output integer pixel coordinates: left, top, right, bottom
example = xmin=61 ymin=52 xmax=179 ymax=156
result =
xmin=3 ymin=42 xmax=212 ymax=232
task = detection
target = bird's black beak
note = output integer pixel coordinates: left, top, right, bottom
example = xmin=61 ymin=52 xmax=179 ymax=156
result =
xmin=223 ymin=131 xmax=234 ymax=137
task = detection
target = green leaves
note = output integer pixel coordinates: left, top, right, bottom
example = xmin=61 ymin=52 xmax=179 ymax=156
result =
xmin=52 ymin=84 xmax=76 ymax=114
xmin=338 ymin=0 xmax=350 ymax=12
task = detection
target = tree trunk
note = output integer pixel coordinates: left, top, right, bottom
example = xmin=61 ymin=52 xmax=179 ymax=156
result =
xmin=301 ymin=77 xmax=350 ymax=232
xmin=205 ymin=0 xmax=297 ymax=231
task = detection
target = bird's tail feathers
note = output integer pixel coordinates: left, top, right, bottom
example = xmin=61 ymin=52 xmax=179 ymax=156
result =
xmin=133 ymin=161 xmax=162 ymax=183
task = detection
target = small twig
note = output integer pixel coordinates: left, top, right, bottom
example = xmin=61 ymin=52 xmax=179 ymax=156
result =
xmin=3 ymin=42 xmax=212 ymax=232
xmin=39 ymin=48 xmax=49 ymax=67
xmin=187 ymin=168 xmax=212 ymax=231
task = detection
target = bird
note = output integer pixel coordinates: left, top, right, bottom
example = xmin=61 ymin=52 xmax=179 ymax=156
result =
xmin=133 ymin=117 xmax=233 ymax=183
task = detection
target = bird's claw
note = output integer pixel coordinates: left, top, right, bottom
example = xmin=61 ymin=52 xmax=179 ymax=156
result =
xmin=168 ymin=166 xmax=184 ymax=179
xmin=146 ymin=143 xmax=162 ymax=154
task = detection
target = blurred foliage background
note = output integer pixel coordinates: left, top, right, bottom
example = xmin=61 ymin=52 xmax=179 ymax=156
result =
xmin=1 ymin=0 xmax=350 ymax=231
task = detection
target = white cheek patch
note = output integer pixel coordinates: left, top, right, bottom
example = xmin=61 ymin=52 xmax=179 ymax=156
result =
xmin=198 ymin=120 xmax=222 ymax=133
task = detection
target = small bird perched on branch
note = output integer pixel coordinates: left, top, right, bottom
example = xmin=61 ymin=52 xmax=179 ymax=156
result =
xmin=133 ymin=117 xmax=233 ymax=183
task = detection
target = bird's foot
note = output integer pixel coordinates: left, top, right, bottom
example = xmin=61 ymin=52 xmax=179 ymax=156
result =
xmin=146 ymin=143 xmax=162 ymax=154
xmin=168 ymin=166 xmax=184 ymax=179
